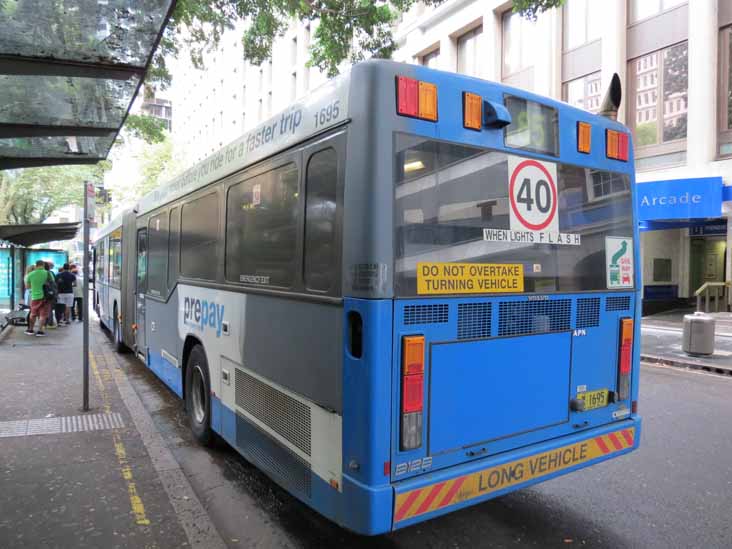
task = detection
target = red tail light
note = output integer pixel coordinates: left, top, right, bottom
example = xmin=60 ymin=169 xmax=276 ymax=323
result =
xmin=396 ymin=76 xmax=419 ymax=117
xmin=617 ymin=318 xmax=633 ymax=400
xmin=401 ymin=336 xmax=425 ymax=450
xmin=396 ymin=76 xmax=438 ymax=121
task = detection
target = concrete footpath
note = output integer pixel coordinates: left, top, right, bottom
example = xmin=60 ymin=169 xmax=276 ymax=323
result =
xmin=0 ymin=320 xmax=225 ymax=549
xmin=642 ymin=309 xmax=732 ymax=374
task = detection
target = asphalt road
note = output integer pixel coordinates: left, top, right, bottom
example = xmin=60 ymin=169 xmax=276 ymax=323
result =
xmin=119 ymin=350 xmax=732 ymax=549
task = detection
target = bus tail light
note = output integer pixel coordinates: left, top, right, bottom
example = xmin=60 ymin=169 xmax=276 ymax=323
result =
xmin=606 ymin=129 xmax=629 ymax=161
xmin=577 ymin=121 xmax=591 ymax=153
xmin=463 ymin=92 xmax=483 ymax=130
xmin=617 ymin=318 xmax=633 ymax=401
xmin=419 ymin=82 xmax=438 ymax=121
xmin=401 ymin=335 xmax=425 ymax=450
xmin=396 ymin=76 xmax=438 ymax=121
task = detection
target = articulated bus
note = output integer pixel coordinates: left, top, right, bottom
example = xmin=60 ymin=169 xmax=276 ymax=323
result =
xmin=93 ymin=60 xmax=641 ymax=535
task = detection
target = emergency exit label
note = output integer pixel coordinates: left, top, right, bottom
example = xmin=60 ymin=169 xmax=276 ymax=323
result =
xmin=417 ymin=262 xmax=524 ymax=295
xmin=502 ymin=155 xmax=581 ymax=246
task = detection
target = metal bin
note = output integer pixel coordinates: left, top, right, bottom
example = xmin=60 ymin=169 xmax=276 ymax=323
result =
xmin=682 ymin=312 xmax=715 ymax=356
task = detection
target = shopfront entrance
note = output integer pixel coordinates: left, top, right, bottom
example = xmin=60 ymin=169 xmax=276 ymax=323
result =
xmin=689 ymin=237 xmax=726 ymax=294
xmin=636 ymin=176 xmax=726 ymax=314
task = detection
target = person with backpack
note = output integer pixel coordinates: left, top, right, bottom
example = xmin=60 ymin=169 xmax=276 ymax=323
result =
xmin=56 ymin=264 xmax=76 ymax=325
xmin=43 ymin=262 xmax=58 ymax=329
xmin=24 ymin=260 xmax=51 ymax=336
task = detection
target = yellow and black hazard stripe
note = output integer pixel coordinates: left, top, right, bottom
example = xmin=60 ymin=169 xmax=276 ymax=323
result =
xmin=394 ymin=427 xmax=636 ymax=524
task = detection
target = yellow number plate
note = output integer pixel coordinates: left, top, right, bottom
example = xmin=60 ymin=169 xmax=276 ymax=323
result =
xmin=578 ymin=389 xmax=609 ymax=411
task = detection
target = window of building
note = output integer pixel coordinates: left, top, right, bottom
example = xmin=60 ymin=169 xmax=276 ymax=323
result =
xmin=168 ymin=207 xmax=180 ymax=289
xmin=563 ymin=0 xmax=602 ymax=50
xmin=628 ymin=41 xmax=688 ymax=161
xmin=109 ymin=229 xmax=122 ymax=288
xmin=421 ymin=48 xmax=440 ymax=68
xmin=181 ymin=193 xmax=219 ymax=280
xmin=147 ymin=212 xmax=168 ymax=297
xmin=719 ymin=27 xmax=732 ymax=157
xmin=629 ymin=0 xmax=686 ymax=24
xmin=653 ymin=258 xmax=672 ymax=282
xmin=226 ymin=163 xmax=299 ymax=288
xmin=502 ymin=11 xmax=535 ymax=79
xmin=457 ymin=26 xmax=482 ymax=77
xmin=304 ymin=149 xmax=338 ymax=292
xmin=588 ymin=169 xmax=630 ymax=201
xmin=563 ymin=71 xmax=602 ymax=113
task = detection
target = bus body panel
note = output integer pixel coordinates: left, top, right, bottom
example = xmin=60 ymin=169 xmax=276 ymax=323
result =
xmin=390 ymin=293 xmax=636 ymax=481
xmin=391 ymin=417 xmax=641 ymax=530
xmin=145 ymin=290 xmax=183 ymax=397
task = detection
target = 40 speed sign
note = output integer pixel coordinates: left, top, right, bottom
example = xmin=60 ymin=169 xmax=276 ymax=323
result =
xmin=483 ymin=156 xmax=581 ymax=246
xmin=509 ymin=157 xmax=558 ymax=232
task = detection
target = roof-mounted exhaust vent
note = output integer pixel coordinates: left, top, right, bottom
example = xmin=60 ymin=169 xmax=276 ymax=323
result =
xmin=599 ymin=73 xmax=622 ymax=121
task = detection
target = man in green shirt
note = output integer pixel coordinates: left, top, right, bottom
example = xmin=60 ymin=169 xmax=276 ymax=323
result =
xmin=24 ymin=260 xmax=51 ymax=336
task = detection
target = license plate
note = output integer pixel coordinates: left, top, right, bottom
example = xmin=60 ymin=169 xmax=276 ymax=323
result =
xmin=577 ymin=389 xmax=609 ymax=411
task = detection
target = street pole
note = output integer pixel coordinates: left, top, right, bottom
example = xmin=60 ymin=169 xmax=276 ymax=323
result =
xmin=82 ymin=181 xmax=93 ymax=412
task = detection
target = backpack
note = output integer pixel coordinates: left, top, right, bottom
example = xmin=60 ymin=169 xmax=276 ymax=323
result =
xmin=43 ymin=272 xmax=57 ymax=301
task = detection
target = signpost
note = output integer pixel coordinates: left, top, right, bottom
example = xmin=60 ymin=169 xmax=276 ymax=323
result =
xmin=82 ymin=181 xmax=95 ymax=412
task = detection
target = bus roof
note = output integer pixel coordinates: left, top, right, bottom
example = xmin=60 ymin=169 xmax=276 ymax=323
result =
xmin=96 ymin=60 xmax=629 ymax=241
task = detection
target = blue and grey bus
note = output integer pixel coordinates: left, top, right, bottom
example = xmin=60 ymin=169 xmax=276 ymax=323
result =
xmin=93 ymin=60 xmax=641 ymax=534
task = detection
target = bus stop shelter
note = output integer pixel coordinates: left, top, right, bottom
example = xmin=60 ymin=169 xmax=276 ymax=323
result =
xmin=0 ymin=1 xmax=176 ymax=410
xmin=0 ymin=1 xmax=175 ymax=169
xmin=1 ymin=222 xmax=80 ymax=313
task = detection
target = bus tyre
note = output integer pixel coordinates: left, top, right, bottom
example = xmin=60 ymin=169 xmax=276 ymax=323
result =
xmin=113 ymin=309 xmax=124 ymax=353
xmin=185 ymin=345 xmax=214 ymax=446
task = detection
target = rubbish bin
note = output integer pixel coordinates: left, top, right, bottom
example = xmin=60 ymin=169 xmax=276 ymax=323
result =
xmin=682 ymin=312 xmax=715 ymax=356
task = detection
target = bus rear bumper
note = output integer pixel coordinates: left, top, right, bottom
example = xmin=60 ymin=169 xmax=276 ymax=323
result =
xmin=391 ymin=417 xmax=641 ymax=530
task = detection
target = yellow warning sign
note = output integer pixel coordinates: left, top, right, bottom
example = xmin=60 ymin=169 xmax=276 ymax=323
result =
xmin=416 ymin=262 xmax=524 ymax=295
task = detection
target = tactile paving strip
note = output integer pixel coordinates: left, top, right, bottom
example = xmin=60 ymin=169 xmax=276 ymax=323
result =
xmin=0 ymin=412 xmax=124 ymax=438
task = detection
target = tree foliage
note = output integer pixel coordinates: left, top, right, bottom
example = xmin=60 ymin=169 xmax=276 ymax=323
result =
xmin=151 ymin=0 xmax=565 ymax=85
xmin=120 ymin=114 xmax=168 ymax=145
xmin=0 ymin=163 xmax=110 ymax=225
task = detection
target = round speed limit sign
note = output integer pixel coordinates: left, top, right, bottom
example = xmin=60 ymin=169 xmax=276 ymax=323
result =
xmin=508 ymin=157 xmax=558 ymax=232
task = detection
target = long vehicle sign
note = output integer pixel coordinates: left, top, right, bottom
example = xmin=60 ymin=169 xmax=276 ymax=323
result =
xmin=137 ymin=74 xmax=350 ymax=216
xmin=394 ymin=427 xmax=636 ymax=524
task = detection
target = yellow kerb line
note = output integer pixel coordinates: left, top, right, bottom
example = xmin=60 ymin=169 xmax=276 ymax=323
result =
xmin=90 ymin=353 xmax=151 ymax=526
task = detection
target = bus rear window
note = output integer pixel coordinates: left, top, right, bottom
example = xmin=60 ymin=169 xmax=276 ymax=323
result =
xmin=394 ymin=133 xmax=634 ymax=296
xmin=504 ymin=95 xmax=559 ymax=156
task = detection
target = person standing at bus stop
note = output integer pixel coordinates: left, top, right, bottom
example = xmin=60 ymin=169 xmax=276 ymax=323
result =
xmin=56 ymin=264 xmax=76 ymax=325
xmin=71 ymin=264 xmax=83 ymax=322
xmin=24 ymin=260 xmax=50 ymax=336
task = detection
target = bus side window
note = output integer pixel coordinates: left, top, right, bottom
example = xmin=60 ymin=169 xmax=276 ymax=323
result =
xmin=304 ymin=148 xmax=338 ymax=293
xmin=225 ymin=163 xmax=299 ymax=287
xmin=168 ymin=207 xmax=180 ymax=290
xmin=181 ymin=193 xmax=219 ymax=281
xmin=147 ymin=212 xmax=168 ymax=297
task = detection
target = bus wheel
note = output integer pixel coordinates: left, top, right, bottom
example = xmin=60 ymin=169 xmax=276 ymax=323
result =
xmin=113 ymin=308 xmax=124 ymax=353
xmin=185 ymin=345 xmax=213 ymax=446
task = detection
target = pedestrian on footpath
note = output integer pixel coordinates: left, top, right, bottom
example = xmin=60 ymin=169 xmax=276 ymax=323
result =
xmin=56 ymin=264 xmax=76 ymax=325
xmin=24 ymin=260 xmax=50 ymax=336
xmin=71 ymin=264 xmax=83 ymax=322
xmin=44 ymin=262 xmax=58 ymax=329
xmin=22 ymin=264 xmax=34 ymax=305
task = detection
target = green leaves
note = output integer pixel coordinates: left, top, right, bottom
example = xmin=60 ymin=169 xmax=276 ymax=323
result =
xmin=149 ymin=0 xmax=563 ymax=95
xmin=511 ymin=0 xmax=565 ymax=20
xmin=0 ymin=163 xmax=110 ymax=224
xmin=122 ymin=114 xmax=168 ymax=145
